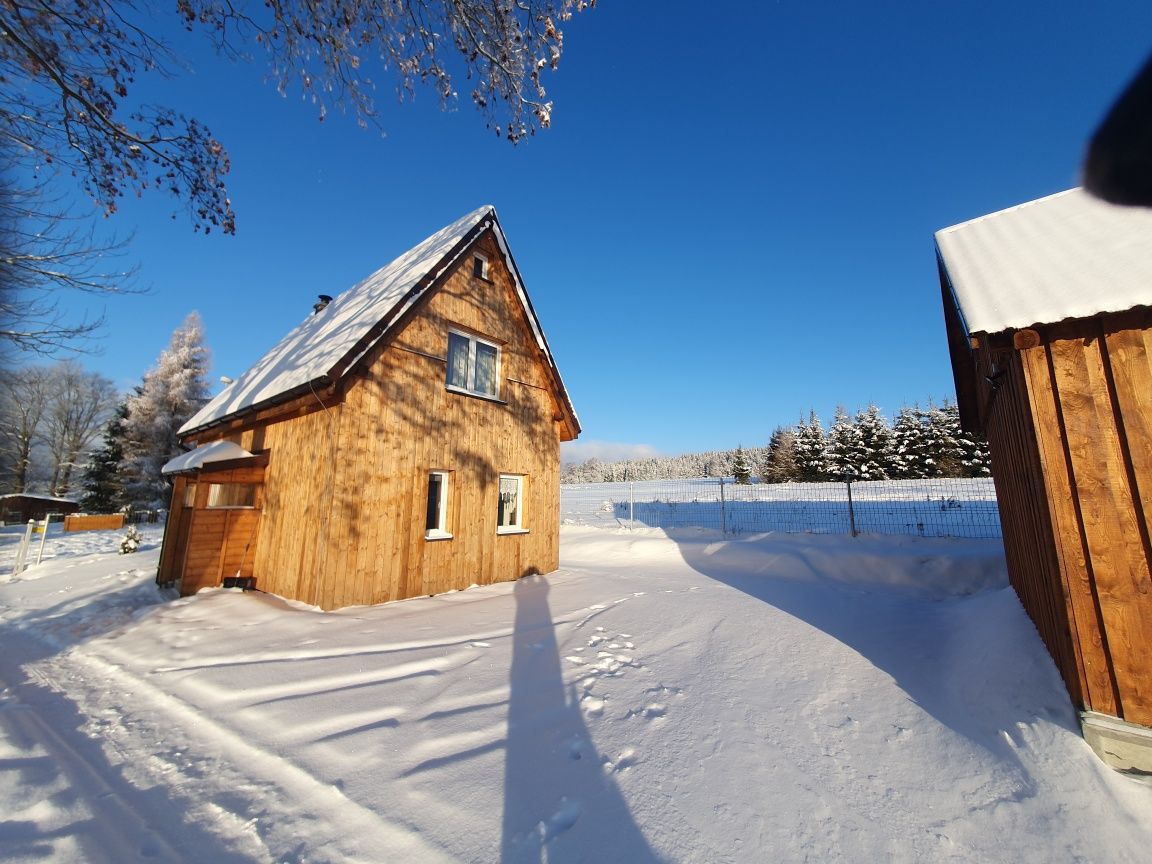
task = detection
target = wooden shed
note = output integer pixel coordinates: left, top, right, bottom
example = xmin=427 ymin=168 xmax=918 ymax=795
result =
xmin=158 ymin=206 xmax=580 ymax=609
xmin=1 ymin=493 xmax=80 ymax=524
xmin=937 ymin=188 xmax=1152 ymax=771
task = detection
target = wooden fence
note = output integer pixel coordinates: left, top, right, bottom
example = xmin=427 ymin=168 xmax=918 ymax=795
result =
xmin=63 ymin=514 xmax=126 ymax=532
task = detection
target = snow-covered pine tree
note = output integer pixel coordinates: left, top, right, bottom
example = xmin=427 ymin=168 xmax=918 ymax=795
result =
xmin=853 ymin=404 xmax=892 ymax=481
xmin=922 ymin=400 xmax=966 ymax=477
xmin=886 ymin=405 xmax=927 ymax=479
xmin=953 ymin=405 xmax=992 ymax=477
xmin=731 ymin=446 xmax=753 ymax=484
xmin=761 ymin=426 xmax=799 ymax=483
xmin=80 ymin=402 xmax=129 ymax=513
xmin=794 ymin=411 xmax=830 ymax=482
xmin=120 ymin=313 xmax=210 ymax=510
xmin=826 ymin=405 xmax=865 ymax=481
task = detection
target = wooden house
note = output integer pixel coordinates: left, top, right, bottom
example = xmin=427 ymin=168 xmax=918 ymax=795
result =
xmin=937 ymin=188 xmax=1152 ymax=771
xmin=158 ymin=206 xmax=580 ymax=610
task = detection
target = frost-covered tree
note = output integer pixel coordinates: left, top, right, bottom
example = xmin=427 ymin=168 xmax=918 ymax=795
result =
xmin=761 ymin=426 xmax=799 ymax=483
xmin=731 ymin=446 xmax=753 ymax=484
xmin=81 ymin=402 xmax=129 ymax=513
xmin=794 ymin=411 xmax=830 ymax=483
xmin=0 ymin=365 xmax=51 ymax=492
xmin=2 ymin=0 xmax=598 ymax=238
xmin=121 ymin=313 xmax=210 ymax=509
xmin=41 ymin=361 xmax=117 ymax=495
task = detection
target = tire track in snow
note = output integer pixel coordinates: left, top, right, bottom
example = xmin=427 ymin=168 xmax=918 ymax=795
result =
xmin=55 ymin=650 xmax=457 ymax=863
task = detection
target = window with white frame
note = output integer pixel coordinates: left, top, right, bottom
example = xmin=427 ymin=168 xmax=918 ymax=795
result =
xmin=472 ymin=252 xmax=489 ymax=279
xmin=425 ymin=471 xmax=452 ymax=540
xmin=497 ymin=474 xmax=526 ymax=533
xmin=446 ymin=329 xmax=500 ymax=398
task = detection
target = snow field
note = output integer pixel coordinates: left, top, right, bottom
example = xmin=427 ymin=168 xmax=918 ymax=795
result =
xmin=561 ymin=477 xmax=1002 ymax=539
xmin=1 ymin=525 xmax=1150 ymax=862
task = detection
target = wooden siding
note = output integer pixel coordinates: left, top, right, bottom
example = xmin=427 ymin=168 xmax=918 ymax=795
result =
xmin=963 ymin=308 xmax=1152 ymax=727
xmin=190 ymin=229 xmax=566 ymax=610
xmin=159 ymin=464 xmax=266 ymax=595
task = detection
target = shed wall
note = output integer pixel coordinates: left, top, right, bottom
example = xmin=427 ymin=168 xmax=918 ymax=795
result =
xmin=969 ymin=310 xmax=1152 ymax=727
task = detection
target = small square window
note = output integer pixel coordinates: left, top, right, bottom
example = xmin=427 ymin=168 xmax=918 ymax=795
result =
xmin=497 ymin=474 xmax=527 ymax=533
xmin=446 ymin=329 xmax=501 ymax=399
xmin=426 ymin=471 xmax=452 ymax=540
xmin=183 ymin=483 xmax=197 ymax=508
xmin=473 ymin=253 xmax=489 ymax=279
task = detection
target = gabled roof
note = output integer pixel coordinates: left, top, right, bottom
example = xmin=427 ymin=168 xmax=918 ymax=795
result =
xmin=936 ymin=187 xmax=1152 ymax=336
xmin=180 ymin=206 xmax=579 ymax=438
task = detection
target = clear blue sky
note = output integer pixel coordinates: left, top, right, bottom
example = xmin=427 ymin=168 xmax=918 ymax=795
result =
xmin=54 ymin=1 xmax=1152 ymax=461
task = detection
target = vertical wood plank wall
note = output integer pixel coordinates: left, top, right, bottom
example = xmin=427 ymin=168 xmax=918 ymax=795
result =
xmin=193 ymin=230 xmax=567 ymax=610
xmin=972 ymin=345 xmax=1089 ymax=712
xmin=974 ymin=309 xmax=1152 ymax=727
xmin=160 ymin=466 xmax=265 ymax=596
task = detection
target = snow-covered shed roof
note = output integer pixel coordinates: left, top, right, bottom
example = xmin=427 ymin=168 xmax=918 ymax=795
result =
xmin=161 ymin=440 xmax=255 ymax=475
xmin=180 ymin=206 xmax=578 ymax=437
xmin=936 ymin=188 xmax=1152 ymax=336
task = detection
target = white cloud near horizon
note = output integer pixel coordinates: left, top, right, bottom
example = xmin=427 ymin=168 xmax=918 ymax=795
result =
xmin=560 ymin=439 xmax=661 ymax=465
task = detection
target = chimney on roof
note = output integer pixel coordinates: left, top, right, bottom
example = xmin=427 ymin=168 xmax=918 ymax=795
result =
xmin=313 ymin=294 xmax=333 ymax=315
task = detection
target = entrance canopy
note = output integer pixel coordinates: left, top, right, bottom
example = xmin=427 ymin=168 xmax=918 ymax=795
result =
xmin=162 ymin=440 xmax=254 ymax=475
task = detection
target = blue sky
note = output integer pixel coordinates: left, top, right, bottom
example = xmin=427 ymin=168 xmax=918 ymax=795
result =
xmin=51 ymin=1 xmax=1152 ymax=461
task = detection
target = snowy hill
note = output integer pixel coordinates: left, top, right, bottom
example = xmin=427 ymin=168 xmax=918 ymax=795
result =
xmin=1 ymin=526 xmax=1150 ymax=862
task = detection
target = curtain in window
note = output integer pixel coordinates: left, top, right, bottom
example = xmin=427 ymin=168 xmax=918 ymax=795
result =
xmin=475 ymin=342 xmax=498 ymax=396
xmin=498 ymin=476 xmax=520 ymax=527
xmin=447 ymin=332 xmax=471 ymax=389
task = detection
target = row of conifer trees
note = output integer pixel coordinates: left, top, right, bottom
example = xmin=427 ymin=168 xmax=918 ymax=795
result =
xmin=561 ymin=401 xmax=991 ymax=484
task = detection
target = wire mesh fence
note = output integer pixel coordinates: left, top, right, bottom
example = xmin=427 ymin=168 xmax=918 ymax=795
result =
xmin=561 ymin=477 xmax=1002 ymax=540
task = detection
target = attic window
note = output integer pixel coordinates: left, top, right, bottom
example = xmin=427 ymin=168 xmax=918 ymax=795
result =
xmin=472 ymin=253 xmax=489 ymax=279
xmin=447 ymin=329 xmax=500 ymax=399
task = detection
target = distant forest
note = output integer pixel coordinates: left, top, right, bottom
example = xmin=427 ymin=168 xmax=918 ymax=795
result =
xmin=561 ymin=401 xmax=991 ymax=484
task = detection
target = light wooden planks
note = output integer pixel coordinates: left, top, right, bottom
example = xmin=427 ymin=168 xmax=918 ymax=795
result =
xmin=1020 ymin=338 xmax=1119 ymax=716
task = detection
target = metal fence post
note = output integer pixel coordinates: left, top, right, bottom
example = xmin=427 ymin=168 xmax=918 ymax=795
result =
xmin=720 ymin=477 xmax=727 ymax=536
xmin=629 ymin=481 xmax=634 ymax=531
xmin=846 ymin=479 xmax=858 ymax=537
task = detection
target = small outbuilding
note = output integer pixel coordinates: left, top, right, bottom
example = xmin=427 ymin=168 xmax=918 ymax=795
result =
xmin=937 ymin=188 xmax=1152 ymax=771
xmin=1 ymin=493 xmax=80 ymax=524
xmin=157 ymin=206 xmax=579 ymax=610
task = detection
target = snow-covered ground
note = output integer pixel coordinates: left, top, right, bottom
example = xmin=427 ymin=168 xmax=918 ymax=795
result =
xmin=2 ymin=525 xmax=1150 ymax=863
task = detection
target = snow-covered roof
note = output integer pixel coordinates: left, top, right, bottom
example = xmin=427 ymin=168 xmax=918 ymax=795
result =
xmin=180 ymin=206 xmax=576 ymax=437
xmin=162 ymin=440 xmax=255 ymax=474
xmin=935 ymin=188 xmax=1152 ymax=335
